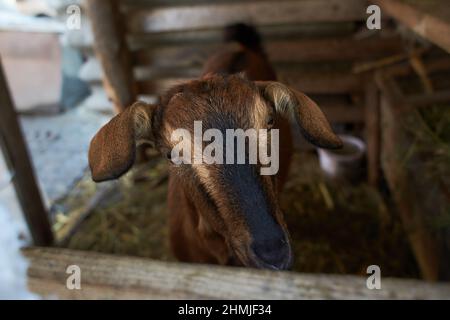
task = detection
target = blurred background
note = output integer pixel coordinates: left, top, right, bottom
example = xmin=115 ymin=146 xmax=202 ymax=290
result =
xmin=0 ymin=0 xmax=449 ymax=298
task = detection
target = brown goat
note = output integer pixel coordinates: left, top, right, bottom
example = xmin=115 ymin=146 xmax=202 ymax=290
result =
xmin=89 ymin=24 xmax=342 ymax=270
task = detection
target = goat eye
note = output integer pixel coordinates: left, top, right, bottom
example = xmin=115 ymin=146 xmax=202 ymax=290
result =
xmin=267 ymin=116 xmax=274 ymax=128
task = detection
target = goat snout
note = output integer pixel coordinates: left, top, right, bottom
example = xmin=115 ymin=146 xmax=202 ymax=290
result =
xmin=250 ymin=236 xmax=292 ymax=270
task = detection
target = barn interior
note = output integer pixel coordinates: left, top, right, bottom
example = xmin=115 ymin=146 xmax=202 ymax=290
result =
xmin=0 ymin=0 xmax=450 ymax=299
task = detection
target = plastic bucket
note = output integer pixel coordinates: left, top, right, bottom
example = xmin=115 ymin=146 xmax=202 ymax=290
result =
xmin=317 ymin=135 xmax=366 ymax=182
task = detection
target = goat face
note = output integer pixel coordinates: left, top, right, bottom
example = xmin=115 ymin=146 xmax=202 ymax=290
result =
xmin=89 ymin=74 xmax=342 ymax=270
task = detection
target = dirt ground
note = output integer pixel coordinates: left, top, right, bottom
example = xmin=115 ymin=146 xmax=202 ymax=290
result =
xmin=62 ymin=151 xmax=420 ymax=278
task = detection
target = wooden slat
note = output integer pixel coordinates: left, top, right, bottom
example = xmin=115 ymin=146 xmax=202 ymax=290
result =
xmin=321 ymin=104 xmax=364 ymax=123
xmin=127 ymin=23 xmax=357 ymax=49
xmin=74 ymin=14 xmax=356 ymax=50
xmin=136 ymin=71 xmax=361 ymax=95
xmin=134 ymin=36 xmax=405 ymax=68
xmin=24 ymin=247 xmax=450 ymax=299
xmin=372 ymin=0 xmax=450 ymax=53
xmin=0 ymin=60 xmax=53 ymax=246
xmin=134 ymin=66 xmax=201 ymax=81
xmin=385 ymin=57 xmax=450 ymax=78
xmin=137 ymin=78 xmax=185 ymax=94
xmin=127 ymin=0 xmax=367 ymax=33
xmin=407 ymin=90 xmax=450 ymax=107
xmin=266 ymin=36 xmax=404 ymax=63
xmin=279 ymin=71 xmax=361 ymax=94
xmin=121 ymin=0 xmax=272 ymax=10
xmin=85 ymin=0 xmax=136 ymax=112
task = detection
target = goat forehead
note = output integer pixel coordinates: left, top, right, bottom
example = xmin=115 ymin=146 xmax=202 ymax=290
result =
xmin=164 ymin=83 xmax=262 ymax=131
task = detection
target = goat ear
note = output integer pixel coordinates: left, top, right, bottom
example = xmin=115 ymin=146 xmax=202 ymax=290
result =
xmin=257 ymin=81 xmax=342 ymax=149
xmin=88 ymin=101 xmax=157 ymax=182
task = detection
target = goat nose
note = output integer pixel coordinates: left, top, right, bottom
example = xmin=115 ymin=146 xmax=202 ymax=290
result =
xmin=251 ymin=237 xmax=291 ymax=270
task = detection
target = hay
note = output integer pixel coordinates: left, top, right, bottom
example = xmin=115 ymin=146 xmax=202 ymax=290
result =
xmin=65 ymin=158 xmax=173 ymax=261
xmin=282 ymin=153 xmax=418 ymax=278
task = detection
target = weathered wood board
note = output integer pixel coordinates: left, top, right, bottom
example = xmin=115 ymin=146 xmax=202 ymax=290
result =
xmin=24 ymin=247 xmax=450 ymax=299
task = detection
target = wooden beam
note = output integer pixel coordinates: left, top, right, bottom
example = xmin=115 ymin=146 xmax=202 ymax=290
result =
xmin=134 ymin=36 xmax=405 ymax=68
xmin=0 ymin=60 xmax=53 ymax=246
xmin=364 ymin=79 xmax=380 ymax=186
xmin=279 ymin=71 xmax=361 ymax=94
xmin=24 ymin=247 xmax=450 ymax=299
xmin=409 ymin=54 xmax=434 ymax=93
xmin=127 ymin=0 xmax=367 ymax=33
xmin=85 ymin=0 xmax=136 ymax=112
xmin=375 ymin=72 xmax=441 ymax=281
xmin=137 ymin=78 xmax=183 ymax=95
xmin=267 ymin=36 xmax=404 ymax=63
xmin=383 ymin=57 xmax=450 ymax=78
xmin=353 ymin=48 xmax=428 ymax=74
xmin=311 ymin=95 xmax=364 ymax=123
xmin=136 ymin=72 xmax=361 ymax=95
xmin=321 ymin=104 xmax=364 ymax=123
xmin=372 ymin=0 xmax=450 ymax=53
xmin=407 ymin=90 xmax=450 ymax=107
xmin=127 ymin=23 xmax=358 ymax=50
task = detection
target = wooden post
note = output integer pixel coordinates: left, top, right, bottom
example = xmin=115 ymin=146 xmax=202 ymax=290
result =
xmin=364 ymin=79 xmax=380 ymax=186
xmin=375 ymin=72 xmax=440 ymax=281
xmin=0 ymin=60 xmax=53 ymax=246
xmin=85 ymin=0 xmax=136 ymax=113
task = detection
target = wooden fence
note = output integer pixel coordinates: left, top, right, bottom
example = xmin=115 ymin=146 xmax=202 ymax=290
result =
xmin=24 ymin=247 xmax=450 ymax=299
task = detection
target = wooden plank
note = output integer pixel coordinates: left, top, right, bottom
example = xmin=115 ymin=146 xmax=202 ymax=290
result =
xmin=407 ymin=90 xmax=450 ymax=107
xmin=312 ymin=95 xmax=364 ymax=123
xmin=127 ymin=0 xmax=367 ymax=33
xmin=321 ymin=104 xmax=364 ymax=123
xmin=0 ymin=59 xmax=53 ymax=246
xmin=24 ymin=247 xmax=450 ymax=299
xmin=384 ymin=57 xmax=450 ymax=79
xmin=136 ymin=71 xmax=361 ymax=95
xmin=134 ymin=66 xmax=200 ymax=81
xmin=365 ymin=79 xmax=380 ymax=186
xmin=134 ymin=36 xmax=405 ymax=68
xmin=85 ymin=0 xmax=136 ymax=112
xmin=266 ymin=36 xmax=404 ymax=63
xmin=375 ymin=72 xmax=441 ymax=281
xmin=127 ymin=23 xmax=357 ymax=50
xmin=353 ymin=48 xmax=428 ymax=74
xmin=279 ymin=71 xmax=361 ymax=94
xmin=137 ymin=78 xmax=184 ymax=95
xmin=372 ymin=0 xmax=450 ymax=53
xmin=409 ymin=54 xmax=434 ymax=93
xmin=121 ymin=0 xmax=273 ymax=10
xmin=76 ymin=11 xmax=357 ymax=49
